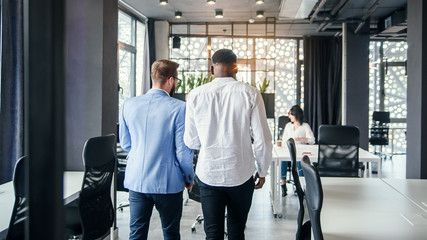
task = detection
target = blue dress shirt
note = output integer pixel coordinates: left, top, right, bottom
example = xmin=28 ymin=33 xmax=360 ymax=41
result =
xmin=119 ymin=89 xmax=194 ymax=194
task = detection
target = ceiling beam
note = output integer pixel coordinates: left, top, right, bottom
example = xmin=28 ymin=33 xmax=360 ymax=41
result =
xmin=316 ymin=0 xmax=351 ymax=32
xmin=309 ymin=0 xmax=328 ymax=23
xmin=354 ymin=0 xmax=381 ymax=34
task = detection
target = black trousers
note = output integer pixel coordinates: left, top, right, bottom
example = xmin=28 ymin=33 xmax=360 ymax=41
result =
xmin=198 ymin=177 xmax=254 ymax=240
xmin=128 ymin=190 xmax=183 ymax=240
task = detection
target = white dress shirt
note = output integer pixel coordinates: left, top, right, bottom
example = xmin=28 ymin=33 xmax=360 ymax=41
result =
xmin=282 ymin=122 xmax=315 ymax=144
xmin=184 ymin=77 xmax=272 ymax=187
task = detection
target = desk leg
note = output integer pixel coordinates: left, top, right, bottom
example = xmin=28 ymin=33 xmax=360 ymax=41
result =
xmin=270 ymin=158 xmax=281 ymax=218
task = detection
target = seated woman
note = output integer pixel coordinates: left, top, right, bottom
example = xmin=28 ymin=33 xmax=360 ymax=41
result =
xmin=280 ymin=105 xmax=315 ymax=196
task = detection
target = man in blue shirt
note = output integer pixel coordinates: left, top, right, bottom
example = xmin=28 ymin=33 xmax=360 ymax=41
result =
xmin=119 ymin=59 xmax=194 ymax=240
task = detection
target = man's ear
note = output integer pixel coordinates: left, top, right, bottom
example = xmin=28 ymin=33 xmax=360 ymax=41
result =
xmin=211 ymin=65 xmax=215 ymax=75
xmin=167 ymin=76 xmax=174 ymax=86
xmin=233 ymin=63 xmax=238 ymax=74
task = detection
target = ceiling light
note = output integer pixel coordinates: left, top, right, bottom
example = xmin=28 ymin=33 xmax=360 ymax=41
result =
xmin=215 ymin=9 xmax=223 ymax=18
xmin=256 ymin=0 xmax=264 ymax=4
xmin=159 ymin=0 xmax=168 ymax=5
xmin=256 ymin=10 xmax=264 ymax=18
xmin=175 ymin=11 xmax=182 ymax=18
xmin=248 ymin=19 xmax=255 ymax=23
xmin=207 ymin=0 xmax=216 ymax=5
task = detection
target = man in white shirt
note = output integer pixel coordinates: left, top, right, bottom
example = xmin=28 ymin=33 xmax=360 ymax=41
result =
xmin=184 ymin=49 xmax=272 ymax=239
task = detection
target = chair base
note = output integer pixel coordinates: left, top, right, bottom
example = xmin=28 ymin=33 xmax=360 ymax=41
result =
xmin=117 ymin=201 xmax=129 ymax=212
xmin=191 ymin=214 xmax=204 ymax=233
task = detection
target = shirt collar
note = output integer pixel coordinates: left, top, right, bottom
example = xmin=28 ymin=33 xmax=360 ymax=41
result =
xmin=148 ymin=88 xmax=170 ymax=96
xmin=212 ymin=77 xmax=236 ymax=83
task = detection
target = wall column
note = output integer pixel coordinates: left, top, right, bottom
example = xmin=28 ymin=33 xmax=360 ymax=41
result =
xmin=407 ymin=0 xmax=427 ymax=179
xmin=65 ymin=0 xmax=118 ymax=170
xmin=342 ymin=22 xmax=370 ymax=149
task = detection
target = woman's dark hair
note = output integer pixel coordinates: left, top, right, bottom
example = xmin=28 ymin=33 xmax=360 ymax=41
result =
xmin=289 ymin=105 xmax=304 ymax=124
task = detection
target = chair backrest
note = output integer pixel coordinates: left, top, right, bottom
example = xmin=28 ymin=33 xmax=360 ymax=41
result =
xmin=317 ymin=125 xmax=360 ymax=177
xmin=287 ymin=138 xmax=311 ymax=240
xmin=369 ymin=111 xmax=390 ymax=146
xmin=278 ymin=116 xmax=290 ymax=140
xmin=372 ymin=111 xmax=390 ymax=124
xmin=301 ymin=156 xmax=324 ymax=240
xmin=79 ymin=134 xmax=116 ymax=239
xmin=7 ymin=156 xmax=28 ymax=240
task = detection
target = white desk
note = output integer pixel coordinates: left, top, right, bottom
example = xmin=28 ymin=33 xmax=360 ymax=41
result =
xmin=0 ymin=171 xmax=84 ymax=238
xmin=382 ymin=178 xmax=427 ymax=213
xmin=270 ymin=144 xmax=381 ymax=217
xmin=320 ymin=178 xmax=427 ymax=239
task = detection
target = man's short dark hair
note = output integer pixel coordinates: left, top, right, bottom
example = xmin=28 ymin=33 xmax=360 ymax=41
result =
xmin=212 ymin=49 xmax=237 ymax=64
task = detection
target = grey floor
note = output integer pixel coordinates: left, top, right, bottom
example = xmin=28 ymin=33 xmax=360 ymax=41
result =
xmin=116 ymin=155 xmax=406 ymax=240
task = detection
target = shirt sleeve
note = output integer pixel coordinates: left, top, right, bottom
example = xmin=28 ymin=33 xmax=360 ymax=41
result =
xmin=251 ymin=91 xmax=273 ymax=177
xmin=119 ymin=101 xmax=131 ymax=152
xmin=282 ymin=122 xmax=293 ymax=141
xmin=183 ymin=94 xmax=201 ymax=150
xmin=304 ymin=124 xmax=316 ymax=144
xmin=175 ymin=104 xmax=195 ymax=184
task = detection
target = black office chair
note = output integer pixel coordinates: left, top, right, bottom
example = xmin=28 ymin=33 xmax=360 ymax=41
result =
xmin=301 ymin=156 xmax=324 ymax=240
xmin=278 ymin=115 xmax=293 ymax=193
xmin=116 ymin=123 xmax=129 ymax=212
xmin=6 ymin=156 xmax=27 ymax=240
xmin=65 ymin=134 xmax=116 ymax=240
xmin=188 ymin=150 xmax=204 ymax=233
xmin=369 ymin=111 xmax=390 ymax=159
xmin=286 ymin=139 xmax=311 ymax=240
xmin=317 ymin=125 xmax=364 ymax=177
xmin=278 ymin=115 xmax=290 ymax=140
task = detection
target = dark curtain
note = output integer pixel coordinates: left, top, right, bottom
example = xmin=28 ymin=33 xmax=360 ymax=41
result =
xmin=147 ymin=18 xmax=155 ymax=89
xmin=303 ymin=36 xmax=342 ymax=140
xmin=0 ymin=0 xmax=24 ymax=184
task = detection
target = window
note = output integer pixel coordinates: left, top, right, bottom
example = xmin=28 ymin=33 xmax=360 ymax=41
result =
xmin=369 ymin=40 xmax=407 ymax=155
xmin=169 ymin=23 xmax=303 ymax=139
xmin=118 ymin=9 xmax=146 ymax=116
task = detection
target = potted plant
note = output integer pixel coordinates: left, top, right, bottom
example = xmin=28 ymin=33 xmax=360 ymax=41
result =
xmin=259 ymin=77 xmax=275 ymax=118
xmin=173 ymin=72 xmax=187 ymax=101
xmin=174 ymin=72 xmax=213 ymax=101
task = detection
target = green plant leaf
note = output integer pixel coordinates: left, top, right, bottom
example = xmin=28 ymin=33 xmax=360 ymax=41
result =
xmin=258 ymin=77 xmax=270 ymax=94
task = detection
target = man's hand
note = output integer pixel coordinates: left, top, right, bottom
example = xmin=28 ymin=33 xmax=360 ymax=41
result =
xmin=185 ymin=180 xmax=194 ymax=189
xmin=253 ymin=172 xmax=265 ymax=189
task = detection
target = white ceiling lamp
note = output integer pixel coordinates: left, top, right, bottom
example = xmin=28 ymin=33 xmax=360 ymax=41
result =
xmin=256 ymin=0 xmax=265 ymax=4
xmin=159 ymin=0 xmax=168 ymax=5
xmin=175 ymin=11 xmax=182 ymax=19
xmin=256 ymin=10 xmax=264 ymax=18
xmin=207 ymin=0 xmax=216 ymax=5
xmin=215 ymin=9 xmax=223 ymax=18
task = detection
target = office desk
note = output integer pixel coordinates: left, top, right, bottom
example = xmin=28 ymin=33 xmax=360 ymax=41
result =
xmin=270 ymin=144 xmax=381 ymax=217
xmin=320 ymin=178 xmax=427 ymax=239
xmin=382 ymin=178 xmax=427 ymax=212
xmin=0 ymin=171 xmax=84 ymax=238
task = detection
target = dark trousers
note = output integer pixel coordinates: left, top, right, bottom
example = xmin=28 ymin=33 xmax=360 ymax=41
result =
xmin=198 ymin=177 xmax=254 ymax=240
xmin=128 ymin=190 xmax=183 ymax=240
